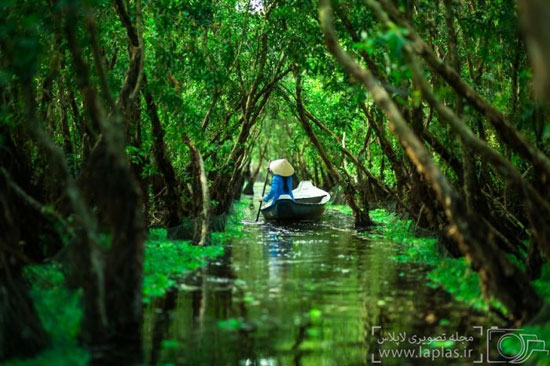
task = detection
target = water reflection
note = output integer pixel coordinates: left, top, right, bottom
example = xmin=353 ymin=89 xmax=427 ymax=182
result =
xmin=142 ymin=197 xmax=494 ymax=366
xmin=266 ymin=226 xmax=294 ymax=259
xmin=265 ymin=225 xmax=294 ymax=282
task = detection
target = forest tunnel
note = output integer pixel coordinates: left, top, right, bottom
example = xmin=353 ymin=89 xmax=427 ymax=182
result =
xmin=1 ymin=0 xmax=550 ymax=363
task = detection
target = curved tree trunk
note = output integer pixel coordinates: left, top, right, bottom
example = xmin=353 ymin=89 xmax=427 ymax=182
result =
xmin=320 ymin=0 xmax=543 ymax=323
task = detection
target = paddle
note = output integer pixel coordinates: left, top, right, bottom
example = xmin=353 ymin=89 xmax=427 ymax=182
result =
xmin=255 ymin=163 xmax=271 ymax=222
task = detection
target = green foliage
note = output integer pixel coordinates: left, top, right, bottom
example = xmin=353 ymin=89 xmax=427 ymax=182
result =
xmin=534 ymin=265 xmax=550 ymax=299
xmin=0 ymin=348 xmax=89 ymax=366
xmin=143 ymin=229 xmax=223 ymax=302
xmin=0 ymin=0 xmax=43 ymax=81
xmin=354 ymin=23 xmax=411 ymax=76
xmin=217 ymin=318 xmax=245 ymax=332
xmin=3 ymin=199 xmax=251 ymax=364
xmin=427 ymin=258 xmax=493 ymax=313
xmin=211 ymin=200 xmax=247 ymax=243
xmin=161 ymin=339 xmax=180 ymax=350
xmin=501 ymin=325 xmax=550 ymax=366
xmin=309 ymin=308 xmax=323 ymax=325
xmin=143 ymin=200 xmax=246 ymax=302
xmin=365 ymin=209 xmax=439 ymax=265
xmin=2 ymin=0 xmax=549 ymax=362
xmin=0 ymin=265 xmax=89 ymax=366
xmin=23 ymin=265 xmax=83 ymax=343
xmin=354 ymin=207 xmax=515 ymax=315
xmin=326 ymin=204 xmax=353 ymax=215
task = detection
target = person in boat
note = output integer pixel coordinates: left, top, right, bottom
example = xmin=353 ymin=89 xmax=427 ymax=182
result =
xmin=263 ymin=159 xmax=295 ymax=203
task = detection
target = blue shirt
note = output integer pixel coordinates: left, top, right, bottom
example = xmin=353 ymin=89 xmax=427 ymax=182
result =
xmin=263 ymin=175 xmax=295 ymax=202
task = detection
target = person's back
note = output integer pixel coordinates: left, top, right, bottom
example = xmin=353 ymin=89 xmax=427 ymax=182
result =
xmin=263 ymin=174 xmax=295 ymax=203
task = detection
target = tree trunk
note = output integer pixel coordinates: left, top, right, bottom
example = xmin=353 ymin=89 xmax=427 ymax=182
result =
xmin=295 ymin=71 xmax=373 ymax=228
xmin=185 ymin=137 xmax=211 ymax=246
xmin=143 ymin=80 xmax=188 ymax=227
xmin=0 ymin=171 xmax=52 ymax=361
xmin=320 ymin=0 xmax=543 ymax=323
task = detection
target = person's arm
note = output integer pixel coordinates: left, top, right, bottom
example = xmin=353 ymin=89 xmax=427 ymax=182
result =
xmin=263 ymin=176 xmax=280 ymax=202
xmin=288 ymin=176 xmax=295 ymax=201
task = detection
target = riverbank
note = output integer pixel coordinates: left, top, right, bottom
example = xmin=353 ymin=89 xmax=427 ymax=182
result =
xmin=331 ymin=204 xmax=549 ymax=312
xmin=141 ymin=198 xmax=499 ymax=366
xmin=0 ymin=204 xmax=247 ymax=366
xmin=5 ymin=202 xmax=548 ymax=366
xmin=329 ymin=204 xmax=550 ymax=365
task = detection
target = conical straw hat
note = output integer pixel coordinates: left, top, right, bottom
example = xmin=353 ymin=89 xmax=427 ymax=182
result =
xmin=269 ymin=159 xmax=294 ymax=177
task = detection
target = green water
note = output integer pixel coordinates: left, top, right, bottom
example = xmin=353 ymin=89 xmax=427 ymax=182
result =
xmin=142 ymin=196 xmax=495 ymax=366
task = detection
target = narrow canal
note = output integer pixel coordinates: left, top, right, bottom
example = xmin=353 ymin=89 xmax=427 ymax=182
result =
xmin=142 ymin=193 xmax=492 ymax=366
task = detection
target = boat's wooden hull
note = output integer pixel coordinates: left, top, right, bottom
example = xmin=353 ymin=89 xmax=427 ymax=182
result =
xmin=261 ymin=198 xmax=326 ymax=221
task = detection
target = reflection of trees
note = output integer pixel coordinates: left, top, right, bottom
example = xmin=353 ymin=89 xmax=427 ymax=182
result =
xmin=143 ymin=244 xmax=242 ymax=365
xmin=146 ymin=213 xmax=489 ymax=366
xmin=149 ymin=290 xmax=178 ymax=365
xmin=266 ymin=225 xmax=294 ymax=281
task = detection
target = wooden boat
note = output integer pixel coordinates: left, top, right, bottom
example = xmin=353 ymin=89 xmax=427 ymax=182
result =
xmin=261 ymin=181 xmax=331 ymax=221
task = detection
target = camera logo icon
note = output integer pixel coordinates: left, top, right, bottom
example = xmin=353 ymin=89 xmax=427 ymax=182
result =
xmin=487 ymin=326 xmax=549 ymax=363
